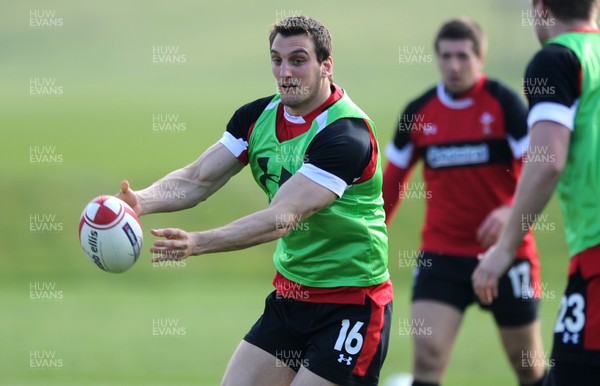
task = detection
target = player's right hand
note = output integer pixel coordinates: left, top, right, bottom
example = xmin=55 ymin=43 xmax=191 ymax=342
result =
xmin=117 ymin=179 xmax=143 ymax=216
xmin=472 ymin=244 xmax=513 ymax=305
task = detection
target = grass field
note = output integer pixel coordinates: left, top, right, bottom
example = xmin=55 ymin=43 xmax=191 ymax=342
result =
xmin=2 ymin=1 xmax=573 ymax=385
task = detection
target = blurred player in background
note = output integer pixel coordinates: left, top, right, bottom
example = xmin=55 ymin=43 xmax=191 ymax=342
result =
xmin=383 ymin=18 xmax=546 ymax=386
xmin=117 ymin=15 xmax=393 ymax=386
xmin=472 ymin=1 xmax=600 ymax=385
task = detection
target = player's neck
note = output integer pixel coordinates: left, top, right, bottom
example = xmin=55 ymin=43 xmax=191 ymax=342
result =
xmin=284 ymin=81 xmax=333 ymax=117
xmin=551 ymin=19 xmax=599 ymax=38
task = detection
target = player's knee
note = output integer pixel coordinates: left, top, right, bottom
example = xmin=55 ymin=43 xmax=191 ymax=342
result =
xmin=413 ymin=339 xmax=446 ymax=373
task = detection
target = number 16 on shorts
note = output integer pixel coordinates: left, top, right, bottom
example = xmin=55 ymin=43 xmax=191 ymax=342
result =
xmin=334 ymin=319 xmax=364 ymax=366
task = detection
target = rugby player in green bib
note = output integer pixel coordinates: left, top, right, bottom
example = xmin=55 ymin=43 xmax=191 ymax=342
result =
xmin=472 ymin=1 xmax=600 ymax=385
xmin=117 ymin=16 xmax=392 ymax=386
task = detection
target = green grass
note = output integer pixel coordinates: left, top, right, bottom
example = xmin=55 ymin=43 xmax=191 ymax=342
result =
xmin=2 ymin=1 xmax=570 ymax=385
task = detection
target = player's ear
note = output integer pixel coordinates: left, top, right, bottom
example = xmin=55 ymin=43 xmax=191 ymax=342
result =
xmin=476 ymin=55 xmax=485 ymax=73
xmin=476 ymin=48 xmax=486 ymax=63
xmin=321 ymin=56 xmax=333 ymax=79
xmin=533 ymin=0 xmax=548 ymax=18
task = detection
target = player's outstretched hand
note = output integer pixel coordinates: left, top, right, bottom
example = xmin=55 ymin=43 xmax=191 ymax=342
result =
xmin=150 ymin=228 xmax=196 ymax=261
xmin=117 ymin=179 xmax=143 ymax=216
xmin=472 ymin=244 xmax=513 ymax=305
xmin=476 ymin=205 xmax=510 ymax=248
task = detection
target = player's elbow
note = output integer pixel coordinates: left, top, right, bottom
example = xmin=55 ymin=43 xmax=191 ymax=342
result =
xmin=535 ymin=159 xmax=564 ymax=187
xmin=545 ymin=152 xmax=567 ymax=178
xmin=269 ymin=203 xmax=307 ymax=238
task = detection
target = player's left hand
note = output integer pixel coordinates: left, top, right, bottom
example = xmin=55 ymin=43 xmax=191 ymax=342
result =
xmin=150 ymin=228 xmax=196 ymax=261
xmin=476 ymin=205 xmax=511 ymax=248
xmin=472 ymin=244 xmax=513 ymax=305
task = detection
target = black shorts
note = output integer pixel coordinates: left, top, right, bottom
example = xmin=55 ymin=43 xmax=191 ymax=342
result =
xmin=543 ymin=363 xmax=600 ymax=386
xmin=412 ymin=252 xmax=539 ymax=327
xmin=549 ymin=248 xmax=600 ymax=369
xmin=243 ymin=291 xmax=393 ymax=386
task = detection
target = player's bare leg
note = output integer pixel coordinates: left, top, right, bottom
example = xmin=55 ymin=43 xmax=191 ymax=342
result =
xmin=221 ymin=341 xmax=296 ymax=386
xmin=498 ymin=320 xmax=546 ymax=385
xmin=290 ymin=366 xmax=339 ymax=386
xmin=411 ymin=300 xmax=464 ymax=384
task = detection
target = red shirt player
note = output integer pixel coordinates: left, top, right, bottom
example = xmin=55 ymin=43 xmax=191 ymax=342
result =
xmin=383 ymin=18 xmax=546 ymax=386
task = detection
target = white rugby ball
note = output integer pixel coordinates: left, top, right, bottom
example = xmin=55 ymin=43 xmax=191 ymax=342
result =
xmin=79 ymin=195 xmax=143 ymax=273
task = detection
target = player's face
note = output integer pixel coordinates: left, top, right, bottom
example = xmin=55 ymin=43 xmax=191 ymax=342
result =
xmin=436 ymin=39 xmax=483 ymax=94
xmin=271 ymin=33 xmax=333 ymax=115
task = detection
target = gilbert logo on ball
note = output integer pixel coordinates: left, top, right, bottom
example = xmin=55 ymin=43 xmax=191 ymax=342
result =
xmin=79 ymin=196 xmax=143 ymax=273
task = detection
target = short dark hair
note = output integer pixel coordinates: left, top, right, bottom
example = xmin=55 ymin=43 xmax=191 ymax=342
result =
xmin=543 ymin=0 xmax=597 ymax=21
xmin=434 ymin=17 xmax=486 ymax=57
xmin=269 ymin=16 xmax=332 ymax=63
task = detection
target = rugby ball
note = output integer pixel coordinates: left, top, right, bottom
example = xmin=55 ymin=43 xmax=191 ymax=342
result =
xmin=79 ymin=195 xmax=143 ymax=273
